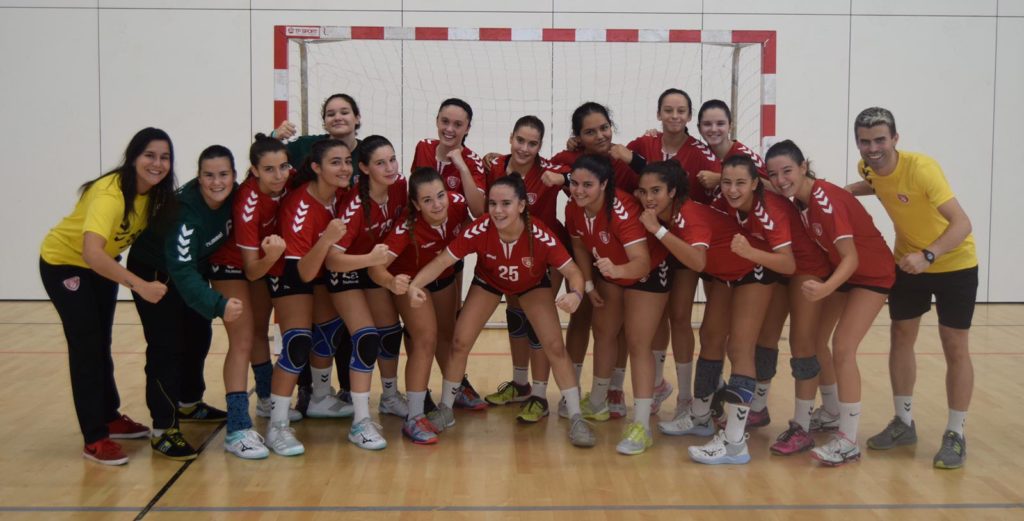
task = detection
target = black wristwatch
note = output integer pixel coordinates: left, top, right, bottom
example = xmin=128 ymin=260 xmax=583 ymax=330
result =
xmin=921 ymin=249 xmax=936 ymax=264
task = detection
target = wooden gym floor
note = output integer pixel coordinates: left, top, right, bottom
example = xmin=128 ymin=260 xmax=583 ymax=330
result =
xmin=0 ymin=301 xmax=1022 ymax=520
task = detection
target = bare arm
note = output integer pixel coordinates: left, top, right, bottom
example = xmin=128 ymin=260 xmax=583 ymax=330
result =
xmin=898 ymin=197 xmax=973 ymax=274
xmin=731 ymin=235 xmax=796 ymax=275
xmin=241 ymin=235 xmax=286 ymax=281
xmin=802 ymin=238 xmax=857 ymax=301
xmin=844 ymin=180 xmax=875 ymax=196
xmin=82 ymin=232 xmax=166 ymax=303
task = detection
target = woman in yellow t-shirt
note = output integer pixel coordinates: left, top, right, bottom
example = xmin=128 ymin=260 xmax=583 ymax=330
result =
xmin=39 ymin=127 xmax=178 ymax=466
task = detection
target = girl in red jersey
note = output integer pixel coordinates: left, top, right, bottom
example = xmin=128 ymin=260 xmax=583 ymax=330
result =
xmin=695 ymin=99 xmax=768 ymax=190
xmin=208 ymin=135 xmax=302 ymax=458
xmin=483 ymin=116 xmax=573 ymax=421
xmin=325 ymin=135 xmax=405 ymax=450
xmin=567 ymin=154 xmax=667 ymax=455
xmin=410 ymin=98 xmax=487 ymax=409
xmin=766 ymin=139 xmax=895 ymax=466
xmin=407 ymin=173 xmax=597 ymax=448
xmin=369 ymin=167 xmax=470 ymax=444
xmin=264 ymin=139 xmax=353 ymax=457
xmin=685 ymin=155 xmax=796 ymax=465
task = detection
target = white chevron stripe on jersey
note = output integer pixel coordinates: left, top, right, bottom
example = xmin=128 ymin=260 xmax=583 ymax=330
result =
xmin=753 ymin=201 xmax=776 ymax=231
xmin=242 ymin=191 xmax=258 ymax=223
xmin=674 ymin=211 xmax=686 ymax=229
xmin=696 ymin=141 xmax=717 ymax=162
xmin=463 ymin=219 xmax=489 ymax=238
xmin=341 ymin=196 xmax=360 ymax=223
xmin=177 ymin=224 xmax=193 ymax=262
xmin=451 ymin=192 xmax=465 ymax=204
xmin=737 ymin=144 xmax=765 ymax=168
xmin=613 ymin=198 xmax=630 ymax=220
xmin=531 ymin=224 xmax=557 ymax=247
xmin=812 ymin=187 xmax=834 ymax=214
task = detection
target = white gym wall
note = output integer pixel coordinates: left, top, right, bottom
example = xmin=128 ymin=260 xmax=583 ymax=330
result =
xmin=2 ymin=0 xmax=1021 ymax=301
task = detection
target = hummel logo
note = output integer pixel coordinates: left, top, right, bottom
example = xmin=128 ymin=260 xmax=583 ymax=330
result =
xmin=848 ymin=412 xmax=860 ymax=417
xmin=902 ymin=403 xmax=911 ymax=412
xmin=756 ymin=389 xmax=767 ymax=397
xmin=320 ymin=374 xmax=330 ymax=383
xmin=737 ymin=410 xmax=748 ymax=421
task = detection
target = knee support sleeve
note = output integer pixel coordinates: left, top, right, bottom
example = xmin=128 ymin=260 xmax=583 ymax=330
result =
xmin=694 ymin=358 xmax=725 ymax=399
xmin=349 ymin=327 xmax=380 ymax=373
xmin=378 ymin=323 xmax=403 ymax=361
xmin=526 ymin=321 xmax=542 ymax=350
xmin=276 ymin=328 xmax=312 ymax=374
xmin=790 ymin=355 xmax=821 ymax=380
xmin=505 ymin=307 xmax=529 ymax=338
xmin=754 ymin=345 xmax=779 ymax=381
xmin=721 ymin=375 xmax=757 ymax=405
xmin=312 ymin=317 xmax=344 ymax=358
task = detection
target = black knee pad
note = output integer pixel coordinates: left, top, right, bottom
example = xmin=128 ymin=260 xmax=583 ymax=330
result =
xmin=694 ymin=358 xmax=725 ymax=399
xmin=277 ymin=328 xmax=312 ymax=374
xmin=505 ymin=307 xmax=529 ymax=338
xmin=754 ymin=345 xmax=779 ymax=381
xmin=790 ymin=355 xmax=821 ymax=380
xmin=378 ymin=323 xmax=402 ymax=361
xmin=349 ymin=327 xmax=380 ymax=373
xmin=525 ymin=319 xmax=541 ymax=350
xmin=721 ymin=375 xmax=757 ymax=405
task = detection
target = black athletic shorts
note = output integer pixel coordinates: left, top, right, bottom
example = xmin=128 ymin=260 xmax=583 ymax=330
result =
xmin=626 ymin=259 xmax=673 ymax=293
xmin=207 ymin=264 xmax=246 ymax=281
xmin=888 ymin=265 xmax=978 ymax=329
xmin=267 ymin=259 xmax=319 ymax=298
xmin=425 ymin=274 xmax=457 ymax=293
xmin=472 ymin=273 xmax=552 ymax=298
xmin=837 ymin=282 xmax=891 ymax=295
xmin=326 ymin=267 xmax=381 ymax=293
xmin=701 ymin=265 xmax=780 ymax=287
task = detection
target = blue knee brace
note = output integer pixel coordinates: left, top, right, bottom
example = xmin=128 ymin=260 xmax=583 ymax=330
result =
xmin=721 ymin=375 xmax=757 ymax=405
xmin=312 ymin=317 xmax=344 ymax=358
xmin=378 ymin=323 xmax=402 ymax=361
xmin=276 ymin=328 xmax=312 ymax=374
xmin=349 ymin=327 xmax=381 ymax=373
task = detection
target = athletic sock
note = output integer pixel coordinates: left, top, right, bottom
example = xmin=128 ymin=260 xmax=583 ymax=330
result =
xmin=751 ymin=381 xmax=771 ymax=412
xmin=270 ymin=394 xmax=292 ymax=424
xmin=252 ymin=361 xmax=273 ymax=399
xmin=820 ymin=383 xmax=840 ymax=416
xmin=839 ymin=401 xmax=862 ymax=443
xmin=676 ymin=362 xmax=693 ymax=402
xmin=947 ymin=409 xmax=967 ymax=436
xmin=407 ymin=390 xmax=426 ymax=418
xmin=634 ymin=398 xmax=653 ymax=430
xmin=610 ymin=367 xmax=626 ymax=390
xmin=531 ymin=380 xmax=548 ymax=399
xmin=311 ymin=366 xmax=332 ymax=398
xmin=562 ymin=387 xmax=582 ymax=418
xmin=226 ymin=392 xmax=252 ymax=433
xmin=794 ymin=398 xmax=815 ymax=432
xmin=653 ymin=350 xmax=667 ymax=386
xmin=692 ymin=395 xmax=712 ymax=420
xmin=724 ymin=403 xmax=749 ymax=444
xmin=151 ymin=428 xmax=166 ymax=439
xmin=351 ymin=391 xmax=370 ymax=424
xmin=590 ymin=377 xmax=611 ymax=405
xmin=894 ymin=395 xmax=913 ymax=426
xmin=441 ymin=379 xmax=460 ymax=409
xmin=381 ymin=377 xmax=399 ymax=397
xmin=512 ymin=366 xmax=529 ymax=386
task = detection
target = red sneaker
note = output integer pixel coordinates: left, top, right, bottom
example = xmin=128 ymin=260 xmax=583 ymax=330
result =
xmin=107 ymin=414 xmax=150 ymax=439
xmin=83 ymin=438 xmax=129 ymax=466
xmin=607 ymin=390 xmax=627 ymax=419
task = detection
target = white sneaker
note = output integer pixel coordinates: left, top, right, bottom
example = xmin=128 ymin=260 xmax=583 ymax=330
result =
xmin=811 ymin=433 xmax=861 ymax=467
xmin=224 ymin=429 xmax=269 ymax=460
xmin=348 ymin=418 xmax=387 ymax=450
xmin=809 ymin=406 xmax=840 ymax=432
xmin=255 ymin=397 xmax=303 ymax=422
xmin=305 ymin=393 xmax=354 ymax=418
xmin=688 ymin=430 xmax=750 ymax=465
xmin=658 ymin=410 xmax=714 ymax=436
xmin=378 ymin=392 xmax=410 ymax=418
xmin=266 ymin=421 xmax=304 ymax=456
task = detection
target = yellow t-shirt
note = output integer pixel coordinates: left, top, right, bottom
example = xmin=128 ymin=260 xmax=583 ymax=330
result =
xmin=858 ymin=150 xmax=976 ymax=273
xmin=40 ymin=173 xmax=151 ymax=268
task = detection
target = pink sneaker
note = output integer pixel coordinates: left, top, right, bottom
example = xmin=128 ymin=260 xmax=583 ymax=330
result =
xmin=747 ymin=407 xmax=771 ymax=428
xmin=607 ymin=390 xmax=627 ymax=419
xmin=770 ymin=421 xmax=814 ymax=455
xmin=651 ymin=379 xmax=674 ymax=415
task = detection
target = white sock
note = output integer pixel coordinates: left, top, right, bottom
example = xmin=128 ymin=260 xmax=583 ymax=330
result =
xmin=751 ymin=381 xmax=771 ymax=412
xmin=381 ymin=377 xmax=399 ymax=397
xmin=724 ymin=402 xmax=749 ymax=444
xmin=947 ymin=409 xmax=967 ymax=436
xmin=653 ymin=350 xmax=667 ymax=386
xmin=820 ymin=384 xmax=840 ymax=416
xmin=676 ymin=362 xmax=693 ymax=402
xmin=610 ymin=367 xmax=626 ymax=390
xmin=634 ymin=398 xmax=653 ymax=430
xmin=270 ymin=393 xmax=292 ymax=424
xmin=562 ymin=387 xmax=582 ymax=418
xmin=692 ymin=395 xmax=712 ymax=420
xmin=894 ymin=395 xmax=913 ymax=426
xmin=590 ymin=377 xmax=611 ymax=405
xmin=839 ymin=401 xmax=861 ymax=443
xmin=178 ymin=400 xmax=199 ymax=408
xmin=407 ymin=390 xmax=426 ymax=418
xmin=311 ymin=366 xmax=332 ymax=398
xmin=512 ymin=366 xmax=529 ymax=386
xmin=150 ymin=428 xmax=166 ymax=439
xmin=794 ymin=398 xmax=815 ymax=432
xmin=441 ymin=379 xmax=460 ymax=409
xmin=531 ymin=380 xmax=548 ymax=399
xmin=351 ymin=391 xmax=370 ymax=424
xmin=573 ymin=363 xmax=584 ymax=382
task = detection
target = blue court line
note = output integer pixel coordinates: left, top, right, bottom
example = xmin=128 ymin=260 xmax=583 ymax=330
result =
xmin=4 ymin=502 xmax=1021 ymax=513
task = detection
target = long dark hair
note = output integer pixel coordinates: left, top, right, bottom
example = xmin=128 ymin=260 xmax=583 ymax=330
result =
xmin=572 ymin=154 xmax=616 ymax=220
xmin=294 ymin=138 xmax=349 ymax=187
xmin=354 ymin=135 xmax=395 ymax=225
xmin=640 ymin=160 xmax=689 ymax=217
xmin=765 ymin=139 xmax=816 ymax=179
xmin=490 ymin=171 xmax=535 ymax=276
xmin=79 ymin=127 xmax=177 ymax=230
xmin=657 ymin=88 xmax=694 ymax=136
xmin=438 ymin=98 xmax=473 ymax=145
xmin=571 ymin=101 xmax=614 ymax=138
xmin=406 ymin=166 xmax=445 ymax=267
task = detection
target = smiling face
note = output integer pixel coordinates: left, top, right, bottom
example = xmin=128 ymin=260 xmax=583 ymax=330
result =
xmin=412 ymin=179 xmax=449 ymax=226
xmin=322 ymin=97 xmax=360 ymax=139
xmin=719 ymin=164 xmax=758 ymax=211
xmin=856 ymin=124 xmax=899 ymax=174
xmin=578 ymin=113 xmax=613 ymax=155
xmin=198 ymin=156 xmax=235 ymax=208
xmin=133 ymin=140 xmax=172 ymax=193
xmin=487 ymin=184 xmax=526 ymax=232
xmin=658 ymin=93 xmax=692 ymax=135
xmin=252 ymin=150 xmax=291 ymax=196
xmin=569 ymin=167 xmax=606 ymax=213
xmin=509 ymin=125 xmax=542 ymax=168
xmin=313 ymin=144 xmax=353 ymax=190
xmin=698 ymin=107 xmax=732 ymax=150
xmin=359 ymin=144 xmax=400 ymax=189
xmin=766 ymin=154 xmax=809 ymax=199
xmin=436 ymin=105 xmax=471 ymax=149
xmin=636 ymin=173 xmax=675 ymax=216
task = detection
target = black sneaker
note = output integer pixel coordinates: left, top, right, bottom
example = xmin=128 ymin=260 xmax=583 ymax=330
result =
xmin=296 ymin=385 xmax=312 ymax=416
xmin=151 ymin=428 xmax=198 ymax=461
xmin=177 ymin=402 xmax=227 ymax=423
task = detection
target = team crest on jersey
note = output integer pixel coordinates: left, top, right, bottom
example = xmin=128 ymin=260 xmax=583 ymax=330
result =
xmin=599 ymin=231 xmax=611 ymax=244
xmin=812 ymin=223 xmax=823 ymax=237
xmin=527 ymin=192 xmax=538 ymax=205
xmin=447 ymin=176 xmax=458 ymax=189
xmin=522 ymin=257 xmax=534 ymax=268
xmin=62 ymin=276 xmax=80 ymax=292
xmin=897 ymin=194 xmax=910 ymax=204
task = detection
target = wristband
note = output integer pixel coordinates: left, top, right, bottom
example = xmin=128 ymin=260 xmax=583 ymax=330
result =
xmin=655 ymin=226 xmax=669 ymax=240
xmin=584 ymin=280 xmax=594 ymax=293
xmin=571 ymin=289 xmax=583 ymax=301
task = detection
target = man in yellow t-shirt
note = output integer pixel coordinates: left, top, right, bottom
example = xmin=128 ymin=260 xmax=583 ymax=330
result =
xmin=846 ymin=107 xmax=976 ymax=470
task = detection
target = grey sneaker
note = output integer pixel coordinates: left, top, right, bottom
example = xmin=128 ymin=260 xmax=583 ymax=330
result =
xmin=255 ymin=397 xmax=303 ymax=422
xmin=426 ymin=403 xmax=455 ymax=432
xmin=933 ymin=430 xmax=967 ymax=469
xmin=379 ymin=392 xmax=409 ymax=418
xmin=305 ymin=392 xmax=354 ymax=418
xmin=266 ymin=420 xmax=304 ymax=456
xmin=568 ymin=414 xmax=596 ymax=448
xmin=658 ymin=411 xmax=714 ymax=437
xmin=867 ymin=417 xmax=917 ymax=450
xmin=557 ymin=397 xmax=569 ymax=419
xmin=809 ymin=406 xmax=839 ymax=432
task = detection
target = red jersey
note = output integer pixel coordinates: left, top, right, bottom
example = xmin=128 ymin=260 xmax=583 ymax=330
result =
xmin=565 ymin=189 xmax=648 ymax=286
xmin=669 ymin=201 xmax=755 ymax=281
xmin=411 ymin=139 xmax=487 ymax=196
xmin=716 ymin=140 xmax=768 ymax=179
xmin=279 ymin=183 xmax=336 ymax=266
xmin=627 ymin=133 xmax=719 ymax=204
xmin=334 ymin=176 xmax=408 ymax=255
xmin=446 ymin=215 xmax=572 ymax=295
xmin=487 ymin=154 xmax=570 ymax=236
xmin=384 ymin=191 xmax=468 ymax=279
xmin=770 ymin=193 xmax=831 ymax=279
xmin=551 ymin=149 xmax=639 ymax=194
xmin=798 ymin=180 xmax=895 ymax=288
xmin=712 ymin=192 xmax=793 ymax=255
xmin=210 ymin=174 xmax=286 ymax=271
